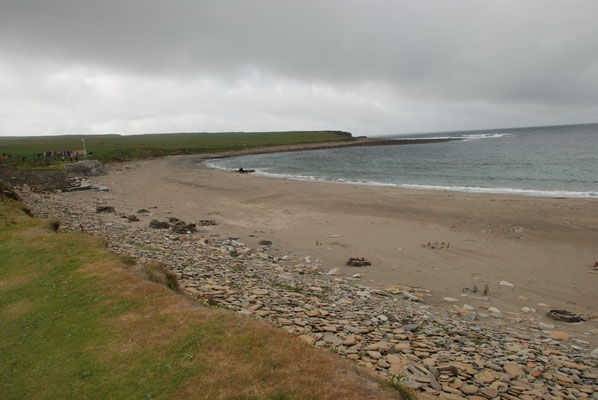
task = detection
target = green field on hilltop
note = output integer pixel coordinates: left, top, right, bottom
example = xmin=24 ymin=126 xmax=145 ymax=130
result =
xmin=0 ymin=131 xmax=353 ymax=164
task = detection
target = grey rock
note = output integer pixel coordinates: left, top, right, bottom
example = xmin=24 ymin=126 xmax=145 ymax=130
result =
xmin=403 ymin=324 xmax=419 ymax=332
xmin=402 ymin=291 xmax=424 ymax=302
xmin=401 ymin=380 xmax=422 ymax=390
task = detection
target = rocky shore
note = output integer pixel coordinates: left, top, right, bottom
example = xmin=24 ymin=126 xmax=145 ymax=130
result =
xmin=21 ymin=189 xmax=598 ymax=400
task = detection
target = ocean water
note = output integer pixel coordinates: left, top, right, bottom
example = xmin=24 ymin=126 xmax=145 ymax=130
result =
xmin=206 ymin=123 xmax=598 ymax=198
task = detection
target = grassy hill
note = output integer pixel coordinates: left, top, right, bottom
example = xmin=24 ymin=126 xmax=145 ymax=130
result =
xmin=0 ymin=131 xmax=353 ymax=164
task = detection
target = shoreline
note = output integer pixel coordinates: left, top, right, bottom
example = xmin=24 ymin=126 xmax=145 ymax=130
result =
xmin=18 ymin=156 xmax=598 ymax=398
xmin=203 ymin=159 xmax=598 ymax=200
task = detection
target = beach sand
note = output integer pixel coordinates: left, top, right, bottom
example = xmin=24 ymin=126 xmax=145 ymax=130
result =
xmin=75 ymin=155 xmax=598 ymax=341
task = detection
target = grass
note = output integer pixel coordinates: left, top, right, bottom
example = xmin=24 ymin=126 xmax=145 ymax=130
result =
xmin=137 ymin=261 xmax=181 ymax=292
xmin=273 ymin=283 xmax=304 ymax=293
xmin=0 ymin=198 xmax=403 ymax=400
xmin=0 ymin=131 xmax=353 ymax=165
xmin=386 ymin=376 xmax=418 ymax=400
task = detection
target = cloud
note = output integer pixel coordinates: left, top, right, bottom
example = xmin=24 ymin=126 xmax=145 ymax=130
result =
xmin=1 ymin=0 xmax=597 ymax=136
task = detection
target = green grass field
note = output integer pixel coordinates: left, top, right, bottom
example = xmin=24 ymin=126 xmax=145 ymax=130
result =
xmin=0 ymin=197 xmax=403 ymax=400
xmin=0 ymin=131 xmax=353 ymax=166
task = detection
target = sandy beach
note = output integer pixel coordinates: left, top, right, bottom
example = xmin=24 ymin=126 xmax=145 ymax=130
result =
xmin=73 ymin=154 xmax=598 ymax=341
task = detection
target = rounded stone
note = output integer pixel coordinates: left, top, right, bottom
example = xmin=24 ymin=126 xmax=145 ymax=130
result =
xmin=549 ymin=331 xmax=571 ymax=341
xmin=461 ymin=384 xmax=478 ymax=395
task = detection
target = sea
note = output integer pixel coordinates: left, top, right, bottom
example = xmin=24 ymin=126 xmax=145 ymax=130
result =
xmin=206 ymin=123 xmax=598 ymax=198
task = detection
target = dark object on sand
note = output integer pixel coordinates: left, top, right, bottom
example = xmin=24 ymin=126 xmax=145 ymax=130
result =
xmin=347 ymin=257 xmax=371 ymax=267
xmin=237 ymin=168 xmax=255 ymax=173
xmin=199 ymin=219 xmax=217 ymax=226
xmin=149 ymin=219 xmax=170 ymax=229
xmin=168 ymin=217 xmax=181 ymax=223
xmin=546 ymin=309 xmax=585 ymax=323
xmin=96 ymin=205 xmax=115 ymax=213
xmin=171 ymin=221 xmax=197 ymax=234
xmin=259 ymin=240 xmax=273 ymax=246
xmin=136 ymin=209 xmax=149 ymax=214
xmin=127 ymin=215 xmax=139 ymax=222
xmin=462 ymin=284 xmax=479 ymax=293
xmin=483 ymin=284 xmax=489 ymax=295
xmin=422 ymin=241 xmax=450 ymax=249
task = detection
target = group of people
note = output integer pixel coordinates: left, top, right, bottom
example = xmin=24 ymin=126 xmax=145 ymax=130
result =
xmin=1 ymin=149 xmax=89 ymax=164
xmin=36 ymin=150 xmax=82 ymax=162
xmin=1 ymin=152 xmax=16 ymax=164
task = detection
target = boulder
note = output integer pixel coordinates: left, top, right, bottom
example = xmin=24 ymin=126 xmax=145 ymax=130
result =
xmin=149 ymin=219 xmax=170 ymax=229
xmin=95 ymin=205 xmax=115 ymax=213
xmin=346 ymin=257 xmax=371 ymax=267
xmin=171 ymin=221 xmax=197 ymax=234
xmin=546 ymin=309 xmax=584 ymax=323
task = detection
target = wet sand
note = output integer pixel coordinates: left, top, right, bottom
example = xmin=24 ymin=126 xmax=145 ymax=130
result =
xmin=77 ymin=154 xmax=598 ymax=340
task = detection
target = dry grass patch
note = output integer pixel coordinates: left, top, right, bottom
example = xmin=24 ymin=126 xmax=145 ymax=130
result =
xmin=138 ymin=261 xmax=180 ymax=292
xmin=1 ymin=300 xmax=33 ymax=319
xmin=0 ymin=272 xmax=40 ymax=290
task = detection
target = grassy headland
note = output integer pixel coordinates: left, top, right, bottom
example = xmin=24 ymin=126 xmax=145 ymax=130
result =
xmin=0 ymin=196 xmax=403 ymax=399
xmin=0 ymin=131 xmax=353 ymax=165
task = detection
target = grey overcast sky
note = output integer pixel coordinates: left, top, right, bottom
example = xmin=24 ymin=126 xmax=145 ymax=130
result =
xmin=1 ymin=1 xmax=597 ymax=137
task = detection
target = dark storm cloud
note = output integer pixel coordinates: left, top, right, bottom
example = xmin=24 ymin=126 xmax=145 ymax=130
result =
xmin=1 ymin=0 xmax=597 ymax=135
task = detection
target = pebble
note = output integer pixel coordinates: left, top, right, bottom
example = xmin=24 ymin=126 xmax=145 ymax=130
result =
xmin=503 ymin=363 xmax=525 ymax=376
xmin=521 ymin=307 xmax=536 ymax=313
xmin=461 ymin=384 xmax=478 ymax=395
xmin=550 ymin=331 xmax=572 ymax=341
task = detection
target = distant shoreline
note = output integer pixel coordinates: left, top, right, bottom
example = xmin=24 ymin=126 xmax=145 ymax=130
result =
xmin=194 ymin=137 xmax=459 ymax=160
